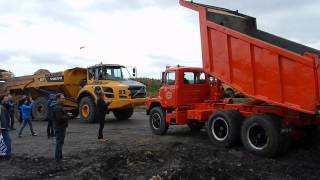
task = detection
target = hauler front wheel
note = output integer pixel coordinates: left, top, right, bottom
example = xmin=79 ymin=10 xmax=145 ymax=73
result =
xmin=79 ymin=96 xmax=97 ymax=123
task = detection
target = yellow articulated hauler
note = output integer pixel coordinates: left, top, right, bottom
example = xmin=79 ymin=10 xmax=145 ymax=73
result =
xmin=3 ymin=64 xmax=146 ymax=123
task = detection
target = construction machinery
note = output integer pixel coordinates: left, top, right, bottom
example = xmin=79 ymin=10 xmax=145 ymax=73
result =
xmin=146 ymin=0 xmax=320 ymax=157
xmin=0 ymin=69 xmax=14 ymax=94
xmin=4 ymin=64 xmax=146 ymax=122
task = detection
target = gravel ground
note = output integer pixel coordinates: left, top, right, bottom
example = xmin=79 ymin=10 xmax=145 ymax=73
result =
xmin=1 ymin=111 xmax=320 ymax=180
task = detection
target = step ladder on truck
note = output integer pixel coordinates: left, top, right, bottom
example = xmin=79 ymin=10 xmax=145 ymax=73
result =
xmin=146 ymin=0 xmax=320 ymax=157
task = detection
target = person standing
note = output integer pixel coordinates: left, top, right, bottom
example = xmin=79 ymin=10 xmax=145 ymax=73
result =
xmin=95 ymin=87 xmax=111 ymax=141
xmin=0 ymin=95 xmax=12 ymax=158
xmin=18 ymin=95 xmax=27 ymax=123
xmin=7 ymin=94 xmax=15 ymax=130
xmin=52 ymin=93 xmax=69 ymax=162
xmin=18 ymin=97 xmax=37 ymax=137
xmin=47 ymin=94 xmax=56 ymax=138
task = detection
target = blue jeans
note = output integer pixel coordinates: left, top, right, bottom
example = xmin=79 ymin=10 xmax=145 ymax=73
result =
xmin=18 ymin=119 xmax=35 ymax=135
xmin=2 ymin=130 xmax=11 ymax=156
xmin=55 ymin=128 xmax=66 ymax=161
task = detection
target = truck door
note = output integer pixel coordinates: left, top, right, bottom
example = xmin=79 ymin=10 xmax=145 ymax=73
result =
xmin=162 ymin=71 xmax=177 ymax=108
xmin=179 ymin=71 xmax=209 ymax=105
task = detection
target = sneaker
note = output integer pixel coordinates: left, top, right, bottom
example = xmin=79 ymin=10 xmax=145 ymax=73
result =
xmin=98 ymin=138 xmax=110 ymax=142
xmin=18 ymin=135 xmax=22 ymax=138
xmin=11 ymin=128 xmax=16 ymax=130
xmin=32 ymin=133 xmax=38 ymax=136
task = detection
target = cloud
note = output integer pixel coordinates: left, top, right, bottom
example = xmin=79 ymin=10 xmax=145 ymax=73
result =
xmin=89 ymin=0 xmax=178 ymax=12
xmin=0 ymin=0 xmax=319 ymax=79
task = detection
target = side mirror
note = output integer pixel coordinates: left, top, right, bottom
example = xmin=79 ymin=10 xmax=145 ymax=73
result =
xmin=161 ymin=72 xmax=165 ymax=84
xmin=132 ymin=67 xmax=137 ymax=77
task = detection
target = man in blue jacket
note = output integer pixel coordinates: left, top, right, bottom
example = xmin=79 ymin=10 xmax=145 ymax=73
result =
xmin=0 ymin=95 xmax=12 ymax=158
xmin=18 ymin=97 xmax=37 ymax=137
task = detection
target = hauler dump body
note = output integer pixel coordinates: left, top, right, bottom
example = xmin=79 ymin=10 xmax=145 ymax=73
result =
xmin=4 ymin=64 xmax=146 ymax=123
xmin=146 ymin=0 xmax=320 ymax=157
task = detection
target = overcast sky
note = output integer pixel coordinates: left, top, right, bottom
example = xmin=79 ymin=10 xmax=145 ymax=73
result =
xmin=0 ymin=0 xmax=319 ymax=78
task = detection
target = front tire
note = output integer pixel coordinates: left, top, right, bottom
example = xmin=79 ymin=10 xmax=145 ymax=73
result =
xmin=79 ymin=96 xmax=97 ymax=123
xmin=149 ymin=106 xmax=169 ymax=135
xmin=207 ymin=110 xmax=243 ymax=148
xmin=32 ymin=97 xmax=49 ymax=121
xmin=113 ymin=107 xmax=134 ymax=120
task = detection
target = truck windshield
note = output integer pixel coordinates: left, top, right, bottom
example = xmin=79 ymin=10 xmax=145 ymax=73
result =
xmin=91 ymin=66 xmax=130 ymax=81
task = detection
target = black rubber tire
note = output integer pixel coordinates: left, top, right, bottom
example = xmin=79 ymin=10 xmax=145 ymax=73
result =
xmin=224 ymin=89 xmax=235 ymax=98
xmin=149 ymin=106 xmax=169 ymax=135
xmin=70 ymin=109 xmax=79 ymax=119
xmin=32 ymin=97 xmax=49 ymax=121
xmin=113 ymin=107 xmax=134 ymax=120
xmin=241 ymin=113 xmax=289 ymax=157
xmin=207 ymin=110 xmax=244 ymax=148
xmin=79 ymin=96 xmax=97 ymax=123
xmin=188 ymin=121 xmax=205 ymax=131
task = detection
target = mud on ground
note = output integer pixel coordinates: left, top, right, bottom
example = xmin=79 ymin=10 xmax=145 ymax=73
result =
xmin=1 ymin=111 xmax=320 ymax=180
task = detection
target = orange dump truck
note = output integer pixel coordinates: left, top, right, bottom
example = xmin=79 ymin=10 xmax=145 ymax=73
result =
xmin=146 ymin=1 xmax=320 ymax=157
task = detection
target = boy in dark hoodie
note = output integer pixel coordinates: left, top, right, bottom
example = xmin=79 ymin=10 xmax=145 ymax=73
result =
xmin=47 ymin=94 xmax=56 ymax=138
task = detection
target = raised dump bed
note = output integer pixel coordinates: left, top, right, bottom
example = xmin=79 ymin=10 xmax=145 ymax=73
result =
xmin=4 ymin=68 xmax=86 ymax=99
xmin=180 ymin=0 xmax=320 ymax=114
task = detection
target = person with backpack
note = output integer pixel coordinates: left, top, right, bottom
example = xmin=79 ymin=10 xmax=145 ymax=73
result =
xmin=52 ymin=93 xmax=69 ymax=162
xmin=18 ymin=97 xmax=37 ymax=137
xmin=0 ymin=95 xmax=12 ymax=158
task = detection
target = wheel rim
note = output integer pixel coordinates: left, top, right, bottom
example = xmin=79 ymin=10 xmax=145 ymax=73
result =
xmin=247 ymin=123 xmax=269 ymax=150
xmin=82 ymin=104 xmax=90 ymax=118
xmin=211 ymin=117 xmax=229 ymax=141
xmin=151 ymin=113 xmax=161 ymax=129
xmin=37 ymin=105 xmax=44 ymax=114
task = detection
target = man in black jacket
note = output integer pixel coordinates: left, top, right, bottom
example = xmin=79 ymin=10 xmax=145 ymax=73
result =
xmin=0 ymin=95 xmax=12 ymax=158
xmin=53 ymin=93 xmax=69 ymax=162
xmin=95 ymin=87 xmax=111 ymax=141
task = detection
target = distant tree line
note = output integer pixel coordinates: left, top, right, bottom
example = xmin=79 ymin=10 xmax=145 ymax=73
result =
xmin=133 ymin=77 xmax=161 ymax=98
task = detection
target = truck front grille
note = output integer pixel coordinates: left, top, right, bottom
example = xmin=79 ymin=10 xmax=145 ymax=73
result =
xmin=129 ymin=86 xmax=146 ymax=98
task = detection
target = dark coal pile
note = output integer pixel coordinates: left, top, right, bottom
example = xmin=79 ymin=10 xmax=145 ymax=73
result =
xmin=2 ymin=140 xmax=320 ymax=180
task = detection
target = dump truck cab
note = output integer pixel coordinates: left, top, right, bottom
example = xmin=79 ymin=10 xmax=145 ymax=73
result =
xmin=147 ymin=67 xmax=209 ymax=110
xmin=78 ymin=64 xmax=146 ymax=122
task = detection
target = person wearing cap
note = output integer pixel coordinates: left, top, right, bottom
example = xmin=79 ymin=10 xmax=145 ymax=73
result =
xmin=95 ymin=86 xmax=111 ymax=141
xmin=47 ymin=94 xmax=56 ymax=138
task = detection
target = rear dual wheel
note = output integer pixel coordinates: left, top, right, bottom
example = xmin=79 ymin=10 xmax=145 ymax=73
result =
xmin=207 ymin=110 xmax=244 ymax=148
xmin=207 ymin=111 xmax=290 ymax=157
xmin=241 ymin=113 xmax=290 ymax=157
